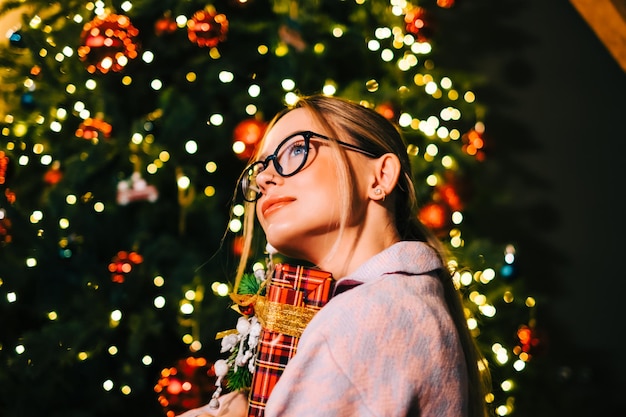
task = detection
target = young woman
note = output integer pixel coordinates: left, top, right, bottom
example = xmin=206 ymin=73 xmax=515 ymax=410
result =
xmin=183 ymin=94 xmax=491 ymax=417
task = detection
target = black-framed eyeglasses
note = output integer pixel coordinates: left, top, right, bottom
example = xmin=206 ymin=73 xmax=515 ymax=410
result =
xmin=238 ymin=130 xmax=378 ymax=202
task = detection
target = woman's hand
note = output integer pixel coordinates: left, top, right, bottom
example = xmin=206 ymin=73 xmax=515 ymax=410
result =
xmin=176 ymin=391 xmax=249 ymax=417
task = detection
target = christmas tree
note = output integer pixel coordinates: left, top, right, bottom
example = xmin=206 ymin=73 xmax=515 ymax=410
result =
xmin=0 ymin=0 xmax=605 ymax=416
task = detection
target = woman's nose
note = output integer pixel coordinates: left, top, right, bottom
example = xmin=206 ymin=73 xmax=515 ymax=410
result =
xmin=255 ymin=159 xmax=281 ymax=192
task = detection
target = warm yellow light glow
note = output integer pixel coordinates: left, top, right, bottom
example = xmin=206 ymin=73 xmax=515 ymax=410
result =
xmin=216 ymin=283 xmax=229 ymax=297
xmin=154 ymin=296 xmax=166 ymax=309
xmin=209 ymin=114 xmax=224 ymax=125
xmin=177 ymin=175 xmax=190 ymax=189
xmin=180 ymin=302 xmax=194 ymax=315
xmin=232 ymin=141 xmax=246 ymax=155
xmin=204 ymin=186 xmax=216 ymax=197
xmin=111 ymin=310 xmax=122 ymax=322
xmin=229 ymin=219 xmax=242 ymax=233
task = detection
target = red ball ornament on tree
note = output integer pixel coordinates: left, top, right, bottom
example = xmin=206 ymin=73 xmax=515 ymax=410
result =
xmin=233 ymin=118 xmax=267 ymax=161
xmin=418 ymin=201 xmax=450 ymax=233
xmin=462 ymin=127 xmax=486 ymax=161
xmin=44 ymin=161 xmax=63 ymax=185
xmin=0 ymin=151 xmax=9 ymax=185
xmin=232 ymin=236 xmax=245 ymax=256
xmin=75 ymin=117 xmax=113 ymax=141
xmin=0 ymin=210 xmax=11 ymax=245
xmin=187 ymin=6 xmax=229 ymax=48
xmin=375 ymin=102 xmax=397 ymax=121
xmin=436 ymin=183 xmax=463 ymax=212
xmin=155 ymin=357 xmax=217 ymax=417
xmin=404 ymin=7 xmax=432 ymax=41
xmin=155 ymin=12 xmax=178 ymax=36
xmin=437 ymin=0 xmax=456 ymax=8
xmin=78 ymin=14 xmax=140 ymax=74
xmin=108 ymin=250 xmax=143 ymax=283
xmin=4 ymin=189 xmax=15 ymax=204
xmin=515 ymin=324 xmax=542 ymax=358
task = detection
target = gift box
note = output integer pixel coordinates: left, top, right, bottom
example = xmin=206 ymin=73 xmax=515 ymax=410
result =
xmin=247 ymin=263 xmax=333 ymax=417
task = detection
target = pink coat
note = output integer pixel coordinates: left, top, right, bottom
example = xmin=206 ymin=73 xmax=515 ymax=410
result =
xmin=264 ymin=241 xmax=469 ymax=417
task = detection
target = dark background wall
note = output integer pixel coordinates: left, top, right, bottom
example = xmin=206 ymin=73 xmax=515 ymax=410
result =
xmin=495 ymin=0 xmax=626 ymax=397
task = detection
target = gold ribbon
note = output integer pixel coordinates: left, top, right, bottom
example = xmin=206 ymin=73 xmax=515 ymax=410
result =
xmin=221 ymin=292 xmax=317 ymax=339
xmin=254 ymin=296 xmax=317 ymax=339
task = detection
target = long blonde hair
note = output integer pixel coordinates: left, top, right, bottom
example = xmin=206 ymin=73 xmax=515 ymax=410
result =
xmin=233 ymin=94 xmax=491 ymax=417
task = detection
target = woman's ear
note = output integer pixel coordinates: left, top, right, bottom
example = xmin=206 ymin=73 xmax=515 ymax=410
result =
xmin=369 ymin=153 xmax=402 ymax=201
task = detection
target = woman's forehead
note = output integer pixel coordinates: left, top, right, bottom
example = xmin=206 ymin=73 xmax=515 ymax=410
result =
xmin=259 ymin=109 xmax=321 ymax=153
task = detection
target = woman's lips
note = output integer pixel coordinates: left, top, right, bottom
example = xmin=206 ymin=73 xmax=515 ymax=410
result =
xmin=261 ymin=197 xmax=295 ymax=217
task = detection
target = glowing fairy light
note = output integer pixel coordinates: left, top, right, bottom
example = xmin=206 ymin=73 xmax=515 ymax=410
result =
xmin=248 ymin=84 xmax=261 ymax=97
xmin=154 ymin=296 xmax=166 ymax=308
xmin=281 ymin=79 xmax=295 ymax=91
xmin=219 ymin=71 xmax=234 ymax=83
xmin=180 ymin=301 xmax=194 ymax=315
xmin=185 ymin=140 xmax=198 ymax=154
xmin=216 ymin=283 xmax=229 ymax=296
xmin=229 ymin=218 xmax=242 ymax=233
xmin=209 ymin=114 xmax=223 ymax=125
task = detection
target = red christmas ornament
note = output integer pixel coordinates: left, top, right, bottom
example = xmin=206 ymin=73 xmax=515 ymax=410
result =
xmin=155 ymin=12 xmax=178 ymax=36
xmin=75 ymin=117 xmax=113 ymax=141
xmin=437 ymin=0 xmax=455 ymax=8
xmin=462 ymin=128 xmax=486 ymax=161
xmin=0 ymin=151 xmax=9 ymax=185
xmin=78 ymin=14 xmax=140 ymax=74
xmin=4 ymin=189 xmax=16 ymax=204
xmin=30 ymin=65 xmax=41 ymax=77
xmin=108 ymin=250 xmax=143 ymax=283
xmin=436 ymin=183 xmax=463 ymax=212
xmin=375 ymin=102 xmax=396 ymax=121
xmin=516 ymin=324 xmax=541 ymax=357
xmin=233 ymin=118 xmax=267 ymax=160
xmin=404 ymin=7 xmax=432 ymax=41
xmin=0 ymin=209 xmax=11 ymax=245
xmin=187 ymin=6 xmax=229 ymax=48
xmin=418 ymin=201 xmax=450 ymax=232
xmin=232 ymin=235 xmax=245 ymax=256
xmin=155 ymin=357 xmax=217 ymax=417
xmin=44 ymin=161 xmax=63 ymax=185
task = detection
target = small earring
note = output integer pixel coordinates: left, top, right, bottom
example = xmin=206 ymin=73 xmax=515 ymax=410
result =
xmin=374 ymin=188 xmax=385 ymax=201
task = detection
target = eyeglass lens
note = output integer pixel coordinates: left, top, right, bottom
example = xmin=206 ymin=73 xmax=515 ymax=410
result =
xmin=240 ymin=133 xmax=312 ymax=201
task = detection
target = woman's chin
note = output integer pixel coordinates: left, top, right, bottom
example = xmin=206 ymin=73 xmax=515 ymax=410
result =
xmin=266 ymin=240 xmax=307 ymax=262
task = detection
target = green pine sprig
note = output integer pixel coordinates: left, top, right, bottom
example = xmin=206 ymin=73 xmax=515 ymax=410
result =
xmin=238 ymin=272 xmax=263 ymax=296
xmin=225 ymin=349 xmax=254 ymax=391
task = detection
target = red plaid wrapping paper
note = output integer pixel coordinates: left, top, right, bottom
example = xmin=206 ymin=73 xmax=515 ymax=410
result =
xmin=247 ymin=263 xmax=333 ymax=417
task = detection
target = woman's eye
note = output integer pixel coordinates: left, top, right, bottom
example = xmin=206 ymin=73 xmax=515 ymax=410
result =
xmin=288 ymin=141 xmax=307 ymax=156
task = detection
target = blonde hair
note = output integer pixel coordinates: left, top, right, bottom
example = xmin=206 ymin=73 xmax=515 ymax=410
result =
xmin=233 ymin=94 xmax=491 ymax=417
